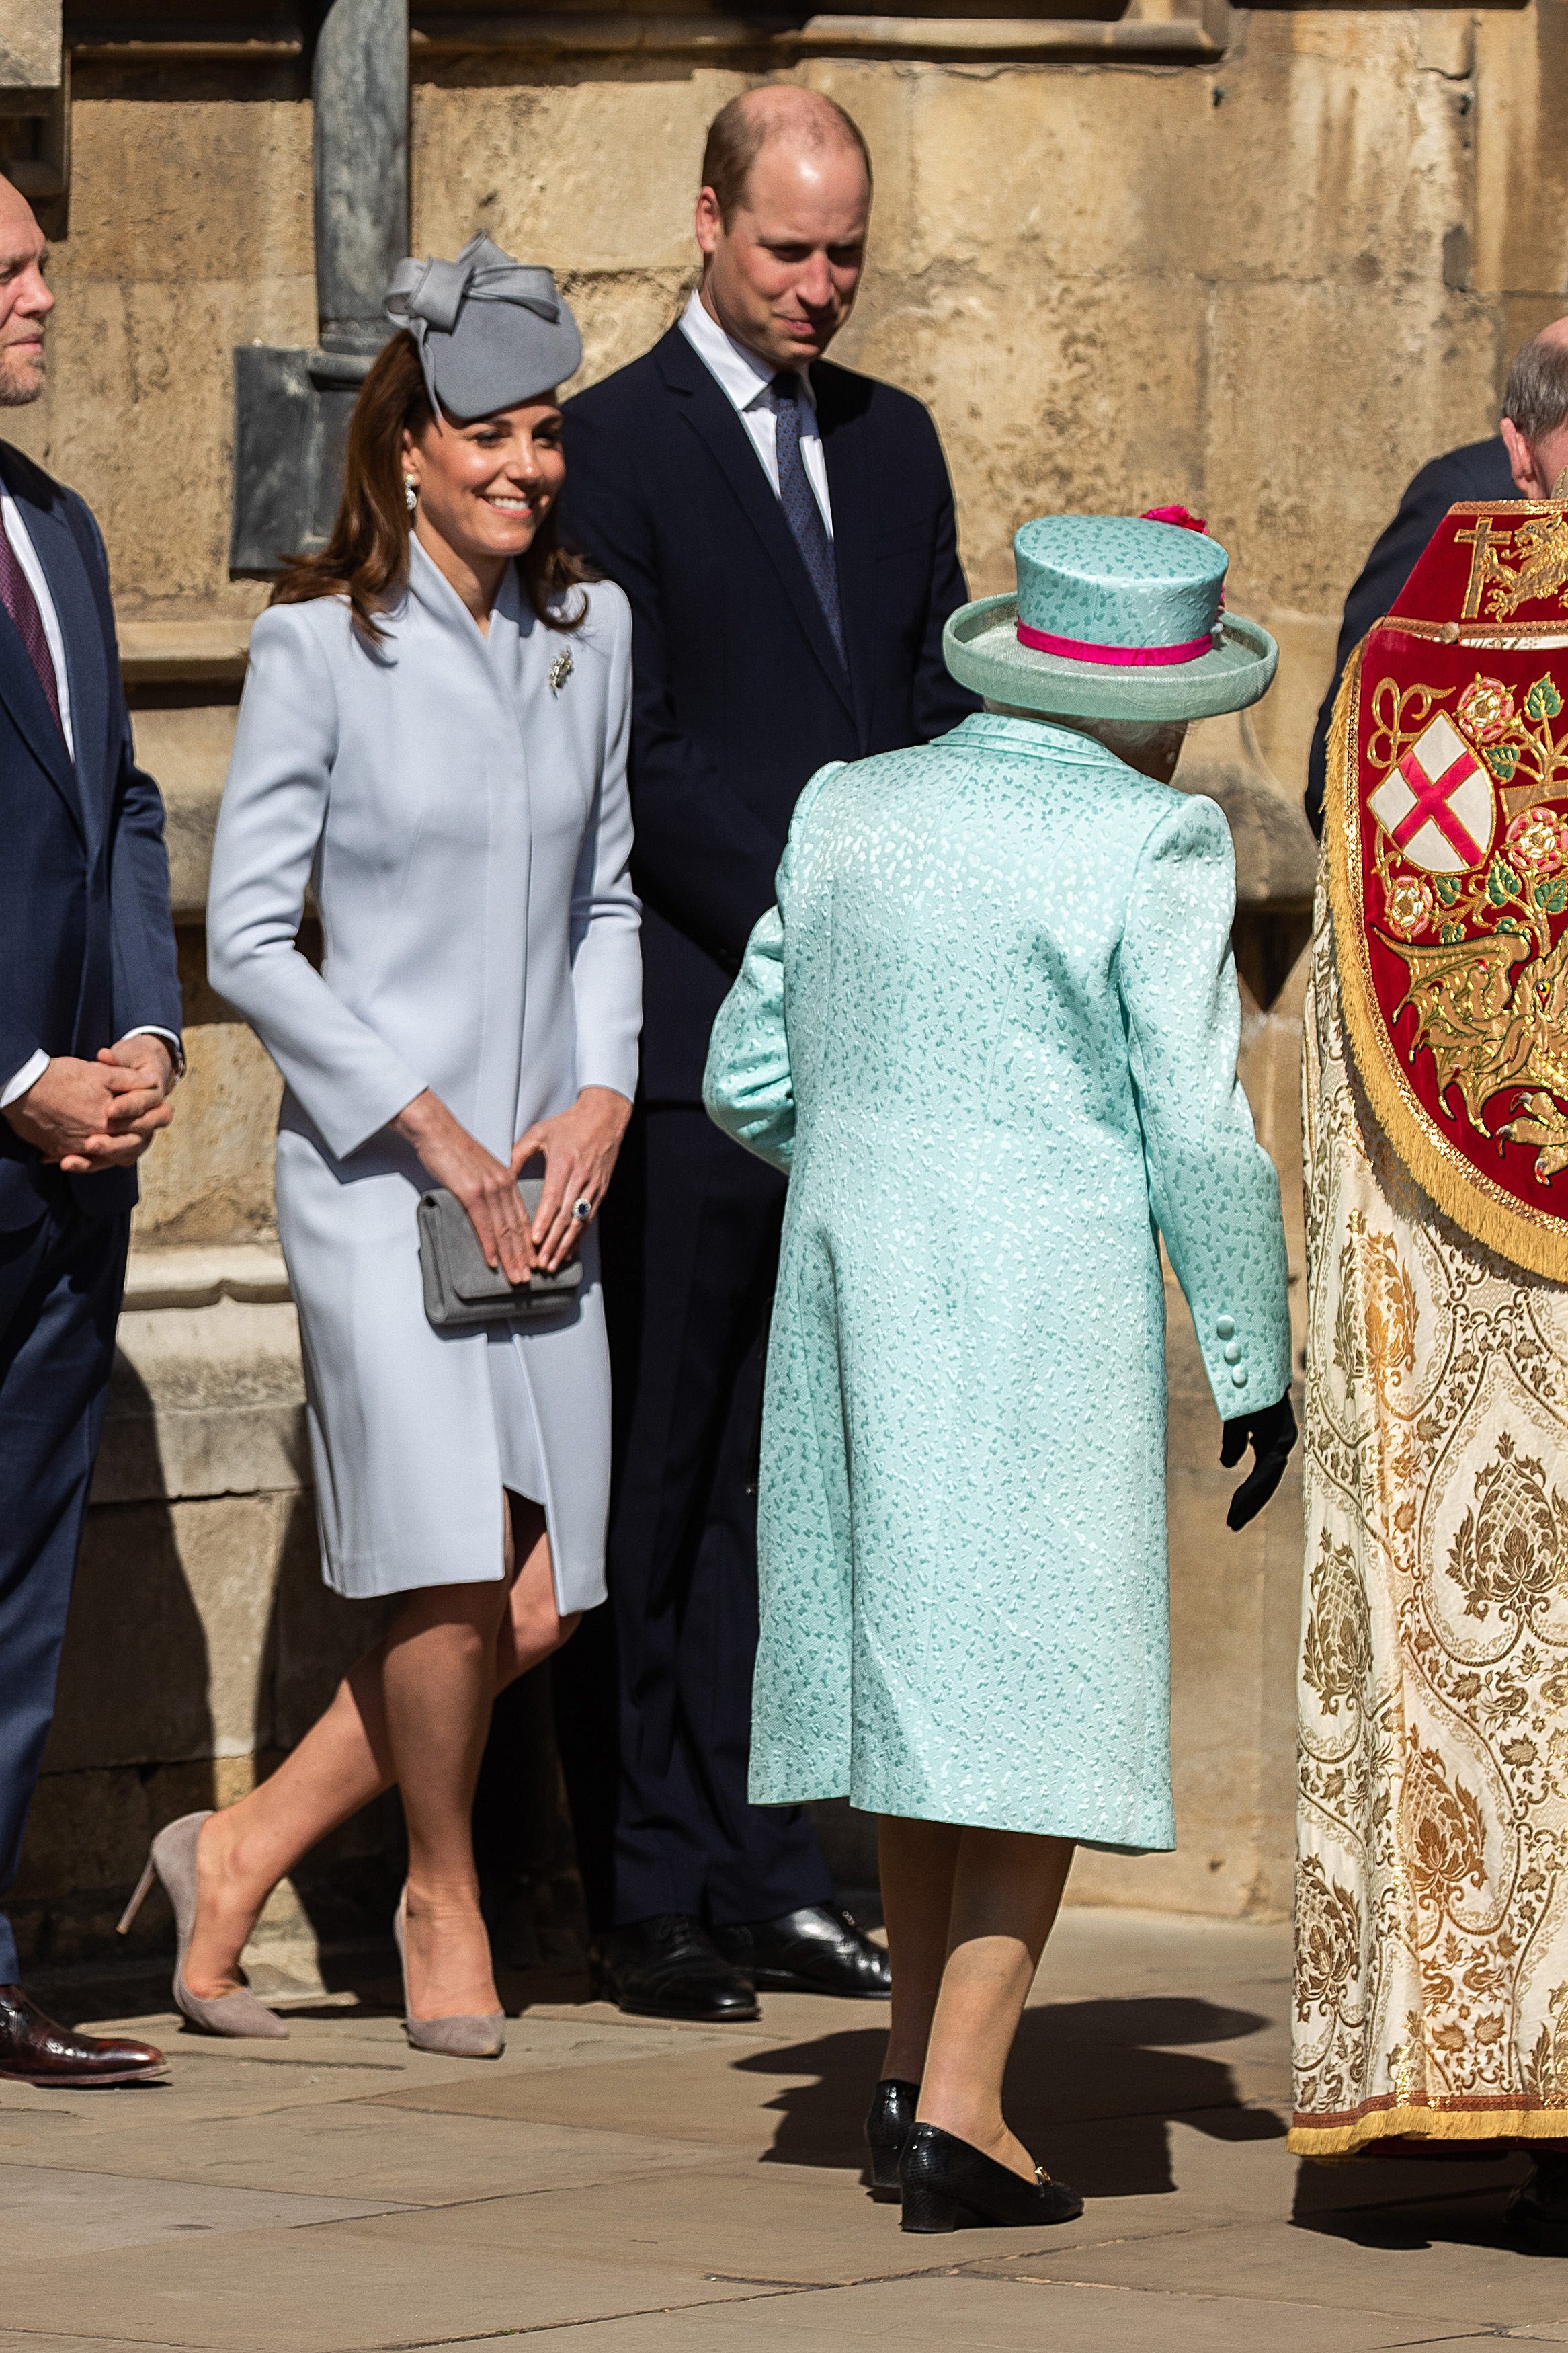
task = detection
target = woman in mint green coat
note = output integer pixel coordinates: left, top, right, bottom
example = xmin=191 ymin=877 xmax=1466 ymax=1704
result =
xmin=704 ymin=513 xmax=1295 ymax=2233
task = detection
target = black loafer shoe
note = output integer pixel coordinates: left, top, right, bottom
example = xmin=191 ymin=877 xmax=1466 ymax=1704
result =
xmin=866 ymin=2076 xmax=920 ymax=2196
xmin=591 ymin=1915 xmax=760 ymax=2022
xmin=712 ymin=1904 xmax=892 ymax=1998
xmin=899 ymin=2120 xmax=1083 ymax=2233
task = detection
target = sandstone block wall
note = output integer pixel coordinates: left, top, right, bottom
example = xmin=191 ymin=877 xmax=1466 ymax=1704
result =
xmin=12 ymin=8 xmax=1565 ymax=1968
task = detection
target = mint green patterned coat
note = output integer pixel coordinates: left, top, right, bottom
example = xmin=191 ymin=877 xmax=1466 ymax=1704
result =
xmin=702 ymin=713 xmax=1291 ymax=1849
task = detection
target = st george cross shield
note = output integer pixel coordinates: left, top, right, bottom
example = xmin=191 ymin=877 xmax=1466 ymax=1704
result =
xmin=1325 ymin=499 xmax=1568 ymax=1281
xmin=1365 ymin=712 xmax=1495 ymax=873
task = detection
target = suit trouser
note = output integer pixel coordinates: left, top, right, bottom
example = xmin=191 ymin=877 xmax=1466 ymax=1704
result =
xmin=0 ymin=1197 xmax=128 ymax=1983
xmin=554 ymin=1105 xmax=832 ymax=1931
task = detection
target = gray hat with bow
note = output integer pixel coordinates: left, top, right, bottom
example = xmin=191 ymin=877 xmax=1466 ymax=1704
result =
xmin=383 ymin=233 xmax=583 ymax=421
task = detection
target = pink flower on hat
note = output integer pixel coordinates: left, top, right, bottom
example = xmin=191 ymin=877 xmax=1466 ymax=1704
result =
xmin=1140 ymin=507 xmax=1223 ymax=607
xmin=1141 ymin=505 xmax=1209 ymax=534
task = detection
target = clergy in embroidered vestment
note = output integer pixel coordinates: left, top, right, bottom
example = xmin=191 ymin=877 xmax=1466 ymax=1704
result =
xmin=1297 ymin=493 xmax=1568 ymax=2249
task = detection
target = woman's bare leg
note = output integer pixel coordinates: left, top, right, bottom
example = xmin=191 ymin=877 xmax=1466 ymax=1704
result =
xmin=183 ymin=1497 xmax=577 ymax=2002
xmin=916 ymin=1826 xmax=1075 ymax=2180
xmin=878 ymin=1815 xmax=962 ymax=2083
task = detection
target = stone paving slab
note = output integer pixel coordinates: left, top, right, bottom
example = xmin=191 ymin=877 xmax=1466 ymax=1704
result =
xmin=422 ymin=2273 xmax=1529 ymax=2352
xmin=0 ymin=2159 xmax=397 ymax=2264
xmin=0 ymin=2338 xmax=235 ymax=2353
xmin=6 ymin=1909 xmax=1559 ymax=2351
xmin=996 ymin=2209 xmax=1568 ymax=2326
xmin=0 ymin=2105 xmax=723 ymax=2204
xmin=337 ymin=2152 xmax=992 ymax=2285
xmin=0 ymin=2226 xmax=755 ymax=2351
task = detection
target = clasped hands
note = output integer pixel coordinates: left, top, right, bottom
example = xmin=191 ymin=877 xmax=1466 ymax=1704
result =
xmin=3 ymin=1035 xmax=177 ymax=1172
xmin=395 ymin=1084 xmax=632 ymax=1283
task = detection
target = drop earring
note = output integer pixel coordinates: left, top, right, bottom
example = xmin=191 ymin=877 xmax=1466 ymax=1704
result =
xmin=403 ymin=477 xmax=417 ymax=514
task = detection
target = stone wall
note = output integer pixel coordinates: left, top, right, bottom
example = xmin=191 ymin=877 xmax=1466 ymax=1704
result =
xmin=12 ymin=6 xmax=1566 ymax=1970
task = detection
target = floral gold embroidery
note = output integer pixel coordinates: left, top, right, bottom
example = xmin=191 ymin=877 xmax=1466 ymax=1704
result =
xmin=1447 ymin=1431 xmax=1568 ymax=1626
xmin=1303 ymin=1533 xmax=1374 ymax=1716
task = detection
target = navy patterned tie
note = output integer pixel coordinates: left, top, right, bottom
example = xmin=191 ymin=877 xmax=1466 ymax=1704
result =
xmin=770 ymin=372 xmax=846 ymax=672
xmin=0 ymin=520 xmax=62 ymax=737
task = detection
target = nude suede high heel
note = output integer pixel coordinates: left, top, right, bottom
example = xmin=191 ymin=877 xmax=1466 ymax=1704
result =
xmin=118 ymin=1810 xmax=287 ymax=2040
xmin=393 ymin=1888 xmax=505 ymax=2059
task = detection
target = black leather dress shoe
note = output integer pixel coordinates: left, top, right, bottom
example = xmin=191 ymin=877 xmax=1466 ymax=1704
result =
xmin=591 ymin=1915 xmax=760 ymax=2021
xmin=899 ymin=2120 xmax=1083 ymax=2233
xmin=1510 ymin=2151 xmax=1568 ymax=2255
xmin=0 ymin=1985 xmax=168 ymax=2088
xmin=866 ymin=2076 xmax=920 ymax=2196
xmin=711 ymin=1905 xmax=892 ymax=1998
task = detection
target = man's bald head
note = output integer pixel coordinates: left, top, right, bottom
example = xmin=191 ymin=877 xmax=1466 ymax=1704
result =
xmin=0 ymin=174 xmax=52 ymax=409
xmin=694 ymin=87 xmax=872 ymax=372
xmin=1501 ymin=319 xmax=1568 ymax=499
xmin=700 ymin=87 xmax=872 ymax=229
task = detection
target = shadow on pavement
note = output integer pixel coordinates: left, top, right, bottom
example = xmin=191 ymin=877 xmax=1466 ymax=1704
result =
xmin=1292 ymin=2145 xmax=1533 ymax=2250
xmin=734 ymin=1995 xmax=1285 ymax=2197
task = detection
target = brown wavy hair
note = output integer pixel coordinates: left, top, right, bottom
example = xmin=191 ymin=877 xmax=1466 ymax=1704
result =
xmin=270 ymin=329 xmax=591 ymax=642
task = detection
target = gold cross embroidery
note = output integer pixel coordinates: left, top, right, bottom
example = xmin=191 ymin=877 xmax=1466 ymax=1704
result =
xmin=1500 ymin=776 xmax=1564 ymax=824
xmin=1453 ymin=517 xmax=1511 ymax=620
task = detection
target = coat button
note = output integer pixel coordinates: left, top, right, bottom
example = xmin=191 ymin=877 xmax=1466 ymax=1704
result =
xmin=1216 ymin=1315 xmax=1235 ymax=1339
xmin=1231 ymin=1365 xmax=1249 ymax=1387
xmin=1224 ymin=1341 xmax=1242 ymax=1363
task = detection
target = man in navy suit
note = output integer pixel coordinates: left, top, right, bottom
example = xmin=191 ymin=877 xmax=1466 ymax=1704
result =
xmin=0 ymin=175 xmax=181 ymax=2085
xmin=553 ymin=86 xmax=977 ymax=2019
xmin=1305 ymin=319 xmax=1568 ymax=834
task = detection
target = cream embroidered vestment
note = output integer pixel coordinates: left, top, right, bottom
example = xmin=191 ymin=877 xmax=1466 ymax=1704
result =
xmin=1294 ymin=891 xmax=1568 ymax=2155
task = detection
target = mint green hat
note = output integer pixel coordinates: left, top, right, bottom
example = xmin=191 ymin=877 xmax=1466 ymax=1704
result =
xmin=944 ymin=511 xmax=1278 ymax=723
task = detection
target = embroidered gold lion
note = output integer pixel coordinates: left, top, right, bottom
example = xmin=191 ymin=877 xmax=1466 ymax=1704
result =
xmin=1484 ymin=512 xmax=1568 ymax=620
xmin=1388 ymin=924 xmax=1568 ymax=1180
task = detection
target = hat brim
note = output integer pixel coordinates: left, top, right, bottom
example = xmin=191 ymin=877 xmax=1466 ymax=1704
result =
xmin=944 ymin=594 xmax=1278 ymax=723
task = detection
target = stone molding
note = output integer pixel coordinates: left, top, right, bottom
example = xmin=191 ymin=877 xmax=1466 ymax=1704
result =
xmin=70 ymin=1 xmax=1230 ymax=69
xmin=99 ymin=1246 xmax=307 ymax=1510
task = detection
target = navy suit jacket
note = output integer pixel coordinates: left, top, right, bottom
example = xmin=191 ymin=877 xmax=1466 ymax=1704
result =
xmin=1305 ymin=435 xmax=1518 ymax=835
xmin=0 ymin=442 xmax=181 ymax=1228
xmin=559 ymin=325 xmax=978 ymax=1102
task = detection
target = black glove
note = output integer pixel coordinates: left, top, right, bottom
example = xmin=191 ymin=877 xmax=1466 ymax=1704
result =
xmin=1220 ymin=1392 xmax=1298 ymax=1531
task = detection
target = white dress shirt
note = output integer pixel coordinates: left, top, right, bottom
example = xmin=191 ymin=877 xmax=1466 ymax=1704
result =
xmin=679 ymin=290 xmax=834 ymax=537
xmin=0 ymin=491 xmax=179 ymax=1107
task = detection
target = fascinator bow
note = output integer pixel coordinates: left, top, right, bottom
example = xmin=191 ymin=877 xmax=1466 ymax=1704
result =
xmin=384 ymin=232 xmax=571 ymax=414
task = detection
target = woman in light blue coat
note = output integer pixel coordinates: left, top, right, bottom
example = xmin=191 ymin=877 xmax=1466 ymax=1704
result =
xmin=135 ymin=241 xmax=638 ymax=2056
xmin=704 ymin=514 xmax=1294 ymax=2229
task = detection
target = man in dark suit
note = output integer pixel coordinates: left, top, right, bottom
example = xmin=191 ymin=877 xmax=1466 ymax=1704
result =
xmin=554 ymin=85 xmax=977 ymax=2018
xmin=1305 ymin=319 xmax=1568 ymax=834
xmin=0 ymin=175 xmax=181 ymax=2085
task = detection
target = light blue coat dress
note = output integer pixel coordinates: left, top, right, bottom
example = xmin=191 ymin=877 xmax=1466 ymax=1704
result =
xmin=208 ymin=550 xmax=640 ymax=1613
xmin=703 ymin=711 xmax=1290 ymax=1849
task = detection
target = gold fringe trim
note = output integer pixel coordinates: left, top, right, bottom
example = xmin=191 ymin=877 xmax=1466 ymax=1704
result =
xmin=1291 ymin=2104 xmax=1568 ymax=2160
xmin=1323 ymin=645 xmax=1568 ymax=1284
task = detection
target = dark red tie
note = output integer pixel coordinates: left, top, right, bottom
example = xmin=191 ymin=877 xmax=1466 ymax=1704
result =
xmin=0 ymin=520 xmax=62 ymax=736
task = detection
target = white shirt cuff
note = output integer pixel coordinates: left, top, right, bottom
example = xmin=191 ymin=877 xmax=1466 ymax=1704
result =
xmin=122 ymin=1026 xmax=185 ymax=1078
xmin=1 ymin=1049 xmax=50 ymax=1110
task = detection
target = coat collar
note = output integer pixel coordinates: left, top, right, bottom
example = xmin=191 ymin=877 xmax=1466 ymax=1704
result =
xmin=653 ymin=327 xmax=856 ymax=728
xmin=949 ymin=710 xmax=1134 ymax=768
xmin=0 ymin=445 xmax=89 ymax=842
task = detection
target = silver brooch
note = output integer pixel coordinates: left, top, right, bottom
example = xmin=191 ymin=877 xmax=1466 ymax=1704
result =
xmin=549 ymin=649 xmax=573 ymax=695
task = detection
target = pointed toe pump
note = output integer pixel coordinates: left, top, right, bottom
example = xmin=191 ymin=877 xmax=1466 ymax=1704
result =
xmin=394 ymin=1890 xmax=505 ymax=2059
xmin=865 ymin=2077 xmax=921 ymax=2196
xmin=118 ymin=1810 xmax=287 ymax=2040
xmin=898 ymin=2122 xmax=1083 ymax=2233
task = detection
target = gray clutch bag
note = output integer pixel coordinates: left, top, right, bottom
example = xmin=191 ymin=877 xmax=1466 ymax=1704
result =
xmin=417 ymin=1176 xmax=583 ymax=1332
